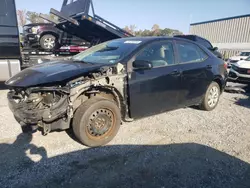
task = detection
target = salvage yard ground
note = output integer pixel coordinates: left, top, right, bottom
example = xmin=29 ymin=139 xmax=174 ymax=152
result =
xmin=0 ymin=83 xmax=250 ymax=188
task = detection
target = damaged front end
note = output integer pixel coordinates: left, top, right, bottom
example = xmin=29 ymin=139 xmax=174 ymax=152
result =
xmin=7 ymin=63 xmax=128 ymax=135
xmin=7 ymin=86 xmax=71 ymax=134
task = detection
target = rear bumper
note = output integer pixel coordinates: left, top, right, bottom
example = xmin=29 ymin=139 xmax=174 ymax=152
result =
xmin=228 ymin=69 xmax=250 ymax=84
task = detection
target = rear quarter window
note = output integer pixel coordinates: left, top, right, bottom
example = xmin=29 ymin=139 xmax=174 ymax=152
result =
xmin=196 ymin=37 xmax=213 ymax=49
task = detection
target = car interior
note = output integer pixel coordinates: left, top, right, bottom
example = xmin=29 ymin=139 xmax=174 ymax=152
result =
xmin=136 ymin=43 xmax=175 ymax=67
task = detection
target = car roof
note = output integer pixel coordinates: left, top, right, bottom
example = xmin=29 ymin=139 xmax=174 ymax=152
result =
xmin=112 ymin=36 xmax=195 ymax=44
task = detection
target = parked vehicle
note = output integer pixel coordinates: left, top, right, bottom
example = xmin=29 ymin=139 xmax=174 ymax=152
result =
xmin=43 ymin=0 xmax=133 ymax=46
xmin=0 ymin=0 xmax=21 ymax=81
xmin=23 ymin=23 xmax=87 ymax=50
xmin=6 ymin=37 xmax=228 ymax=147
xmin=228 ymin=56 xmax=250 ymax=84
xmin=227 ymin=51 xmax=250 ymax=67
xmin=174 ymin=35 xmax=223 ymax=59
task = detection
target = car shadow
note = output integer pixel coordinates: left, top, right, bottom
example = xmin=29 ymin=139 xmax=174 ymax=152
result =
xmin=0 ymin=134 xmax=250 ymax=188
xmin=224 ymin=83 xmax=250 ymax=109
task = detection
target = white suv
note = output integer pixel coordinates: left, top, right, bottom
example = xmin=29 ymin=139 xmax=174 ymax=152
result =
xmin=228 ymin=51 xmax=250 ymax=67
xmin=229 ymin=56 xmax=250 ymax=84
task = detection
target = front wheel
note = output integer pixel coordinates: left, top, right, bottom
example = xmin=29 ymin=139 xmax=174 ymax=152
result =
xmin=200 ymin=82 xmax=221 ymax=111
xmin=40 ymin=34 xmax=57 ymax=50
xmin=72 ymin=97 xmax=121 ymax=147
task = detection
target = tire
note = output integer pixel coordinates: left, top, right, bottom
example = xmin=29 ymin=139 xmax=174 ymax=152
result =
xmin=72 ymin=97 xmax=121 ymax=147
xmin=40 ymin=34 xmax=57 ymax=50
xmin=200 ymin=82 xmax=221 ymax=111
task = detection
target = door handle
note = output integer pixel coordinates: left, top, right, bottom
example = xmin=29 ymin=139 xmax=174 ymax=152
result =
xmin=170 ymin=70 xmax=181 ymax=76
xmin=206 ymin=65 xmax=212 ymax=69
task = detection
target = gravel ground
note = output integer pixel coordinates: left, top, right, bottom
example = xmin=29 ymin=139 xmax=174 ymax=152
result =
xmin=0 ymin=83 xmax=250 ymax=188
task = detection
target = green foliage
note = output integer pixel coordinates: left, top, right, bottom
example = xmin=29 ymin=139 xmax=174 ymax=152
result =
xmin=26 ymin=11 xmax=45 ymax=23
xmin=26 ymin=12 xmax=57 ymax=24
xmin=124 ymin=24 xmax=183 ymax=37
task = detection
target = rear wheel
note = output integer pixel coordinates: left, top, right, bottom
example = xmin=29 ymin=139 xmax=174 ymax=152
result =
xmin=72 ymin=97 xmax=121 ymax=147
xmin=40 ymin=34 xmax=57 ymax=50
xmin=200 ymin=82 xmax=221 ymax=111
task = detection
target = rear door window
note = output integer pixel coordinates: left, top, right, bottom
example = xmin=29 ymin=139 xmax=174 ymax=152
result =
xmin=176 ymin=41 xmax=208 ymax=64
xmin=0 ymin=0 xmax=17 ymax=26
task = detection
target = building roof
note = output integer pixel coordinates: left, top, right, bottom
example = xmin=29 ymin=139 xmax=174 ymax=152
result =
xmin=190 ymin=14 xmax=250 ymax=26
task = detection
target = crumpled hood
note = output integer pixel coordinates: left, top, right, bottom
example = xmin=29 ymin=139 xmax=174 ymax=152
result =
xmin=236 ymin=60 xmax=250 ymax=69
xmin=5 ymin=60 xmax=107 ymax=88
xmin=230 ymin=56 xmax=248 ymax=61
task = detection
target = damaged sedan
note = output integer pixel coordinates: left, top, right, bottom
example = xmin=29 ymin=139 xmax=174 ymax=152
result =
xmin=6 ymin=37 xmax=228 ymax=147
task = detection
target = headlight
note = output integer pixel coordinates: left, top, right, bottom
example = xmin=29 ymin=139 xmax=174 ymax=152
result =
xmin=31 ymin=26 xmax=40 ymax=34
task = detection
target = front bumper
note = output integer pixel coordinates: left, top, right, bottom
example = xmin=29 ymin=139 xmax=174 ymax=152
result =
xmin=8 ymin=92 xmax=43 ymax=124
xmin=228 ymin=69 xmax=250 ymax=84
xmin=24 ymin=33 xmax=40 ymax=46
xmin=7 ymin=91 xmax=70 ymax=133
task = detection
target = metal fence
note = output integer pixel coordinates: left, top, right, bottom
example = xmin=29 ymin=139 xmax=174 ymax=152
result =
xmin=190 ymin=14 xmax=250 ymax=55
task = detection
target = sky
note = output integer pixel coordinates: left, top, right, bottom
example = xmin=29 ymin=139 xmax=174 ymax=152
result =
xmin=15 ymin=0 xmax=250 ymax=34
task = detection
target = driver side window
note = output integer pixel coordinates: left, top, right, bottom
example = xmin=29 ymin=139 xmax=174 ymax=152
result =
xmin=136 ymin=41 xmax=175 ymax=68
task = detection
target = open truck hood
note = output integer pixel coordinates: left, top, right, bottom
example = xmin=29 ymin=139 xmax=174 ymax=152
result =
xmin=5 ymin=60 xmax=106 ymax=87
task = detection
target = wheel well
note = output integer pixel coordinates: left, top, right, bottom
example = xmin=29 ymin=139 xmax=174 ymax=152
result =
xmin=40 ymin=32 xmax=59 ymax=41
xmin=213 ymin=78 xmax=223 ymax=92
xmin=88 ymin=88 xmax=126 ymax=119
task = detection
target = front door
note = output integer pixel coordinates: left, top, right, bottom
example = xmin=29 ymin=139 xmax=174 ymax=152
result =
xmin=128 ymin=40 xmax=182 ymax=119
xmin=175 ymin=40 xmax=213 ymax=106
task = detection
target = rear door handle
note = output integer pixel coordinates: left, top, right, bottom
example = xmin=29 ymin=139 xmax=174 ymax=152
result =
xmin=206 ymin=65 xmax=212 ymax=69
xmin=170 ymin=70 xmax=181 ymax=76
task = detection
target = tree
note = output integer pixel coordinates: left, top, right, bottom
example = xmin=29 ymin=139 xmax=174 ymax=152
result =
xmin=151 ymin=24 xmax=160 ymax=36
xmin=159 ymin=28 xmax=172 ymax=36
xmin=17 ymin=10 xmax=27 ymax=27
xmin=26 ymin=11 xmax=45 ymax=23
xmin=125 ymin=24 xmax=183 ymax=37
xmin=124 ymin=25 xmax=137 ymax=35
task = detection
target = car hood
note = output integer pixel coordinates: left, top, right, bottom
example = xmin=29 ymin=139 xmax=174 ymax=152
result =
xmin=5 ymin=60 xmax=109 ymax=88
xmin=230 ymin=56 xmax=248 ymax=61
xmin=236 ymin=60 xmax=250 ymax=68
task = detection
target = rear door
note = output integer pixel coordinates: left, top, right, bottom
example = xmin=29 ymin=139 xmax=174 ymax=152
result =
xmin=175 ymin=40 xmax=214 ymax=106
xmin=128 ymin=40 xmax=182 ymax=118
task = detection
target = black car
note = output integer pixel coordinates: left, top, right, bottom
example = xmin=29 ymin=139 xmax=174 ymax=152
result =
xmin=6 ymin=37 xmax=228 ymax=147
xmin=23 ymin=23 xmax=86 ymax=50
xmin=175 ymin=35 xmax=223 ymax=59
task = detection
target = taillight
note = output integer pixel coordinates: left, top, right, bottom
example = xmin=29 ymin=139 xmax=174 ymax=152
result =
xmin=223 ymin=62 xmax=228 ymax=69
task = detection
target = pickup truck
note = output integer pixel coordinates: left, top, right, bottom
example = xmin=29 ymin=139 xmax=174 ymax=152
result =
xmin=0 ymin=0 xmax=133 ymax=82
xmin=23 ymin=23 xmax=87 ymax=50
xmin=6 ymin=37 xmax=228 ymax=147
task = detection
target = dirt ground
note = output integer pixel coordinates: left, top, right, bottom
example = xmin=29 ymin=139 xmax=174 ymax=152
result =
xmin=0 ymin=83 xmax=250 ymax=188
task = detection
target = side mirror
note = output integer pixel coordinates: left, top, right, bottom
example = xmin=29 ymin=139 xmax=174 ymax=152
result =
xmin=133 ymin=60 xmax=152 ymax=70
xmin=240 ymin=58 xmax=244 ymax=60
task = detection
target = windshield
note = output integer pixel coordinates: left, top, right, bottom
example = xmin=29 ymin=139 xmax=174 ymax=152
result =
xmin=72 ymin=39 xmax=142 ymax=64
xmin=239 ymin=52 xmax=250 ymax=56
